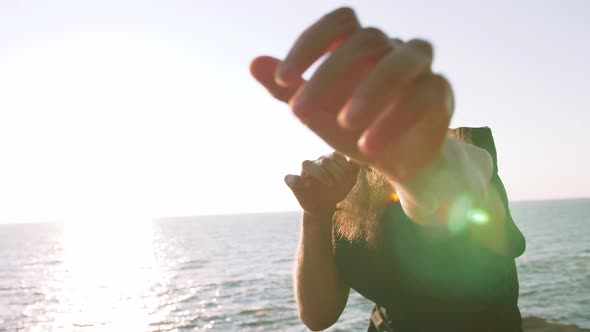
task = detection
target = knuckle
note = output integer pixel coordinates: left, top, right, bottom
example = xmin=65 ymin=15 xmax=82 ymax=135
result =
xmin=389 ymin=38 xmax=404 ymax=47
xmin=327 ymin=7 xmax=358 ymax=25
xmin=320 ymin=157 xmax=332 ymax=166
xmin=376 ymin=40 xmax=434 ymax=86
xmin=357 ymin=27 xmax=389 ymax=49
xmin=320 ymin=7 xmax=359 ymax=37
xmin=422 ymin=74 xmax=450 ymax=93
xmin=426 ymin=74 xmax=454 ymax=112
xmin=301 ymin=160 xmax=313 ymax=169
xmin=407 ymin=38 xmax=433 ymax=59
xmin=330 ymin=153 xmax=346 ymax=165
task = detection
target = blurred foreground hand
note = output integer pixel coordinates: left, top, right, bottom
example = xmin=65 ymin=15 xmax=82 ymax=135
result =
xmin=250 ymin=7 xmax=454 ymax=185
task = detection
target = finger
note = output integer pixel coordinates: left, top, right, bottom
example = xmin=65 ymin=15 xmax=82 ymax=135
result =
xmin=284 ymin=174 xmax=315 ymax=197
xmin=249 ymin=52 xmax=370 ymax=154
xmin=327 ymin=151 xmax=350 ymax=171
xmin=291 ymin=27 xmax=392 ymax=120
xmin=389 ymin=38 xmax=404 ymax=48
xmin=361 ymin=74 xmax=453 ymax=171
xmin=250 ymin=56 xmax=303 ymax=103
xmin=322 ymin=151 xmax=360 ymax=186
xmin=301 ymin=160 xmax=333 ymax=186
xmin=337 ymin=39 xmax=434 ymax=130
xmin=325 ymin=152 xmax=359 ymax=184
xmin=275 ymin=7 xmax=360 ymax=87
xmin=320 ymin=156 xmax=347 ymax=180
xmin=284 ymin=174 xmax=303 ymax=188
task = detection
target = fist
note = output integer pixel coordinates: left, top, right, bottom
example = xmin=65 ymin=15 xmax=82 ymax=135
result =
xmin=285 ymin=152 xmax=360 ymax=218
xmin=251 ymin=7 xmax=454 ymax=183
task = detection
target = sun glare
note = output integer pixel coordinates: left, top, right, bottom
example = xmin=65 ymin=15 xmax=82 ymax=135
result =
xmin=0 ymin=30 xmax=221 ymax=222
xmin=47 ymin=219 xmax=159 ymax=331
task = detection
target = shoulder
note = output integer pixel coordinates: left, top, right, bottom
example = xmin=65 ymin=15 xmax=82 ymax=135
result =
xmin=449 ymin=126 xmax=493 ymax=146
xmin=451 ymin=127 xmax=526 ymax=257
xmin=449 ymin=126 xmax=498 ymax=174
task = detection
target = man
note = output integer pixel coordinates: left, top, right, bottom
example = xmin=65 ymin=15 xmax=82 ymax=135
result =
xmin=250 ymin=7 xmax=525 ymax=331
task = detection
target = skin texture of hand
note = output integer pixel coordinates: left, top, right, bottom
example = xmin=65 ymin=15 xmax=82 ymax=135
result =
xmin=285 ymin=152 xmax=360 ymax=218
xmin=250 ymin=7 xmax=454 ymax=185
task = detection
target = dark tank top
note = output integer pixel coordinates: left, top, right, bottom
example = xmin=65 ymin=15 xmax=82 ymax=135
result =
xmin=334 ymin=127 xmax=526 ymax=332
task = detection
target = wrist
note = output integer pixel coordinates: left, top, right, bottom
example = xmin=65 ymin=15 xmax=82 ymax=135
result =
xmin=303 ymin=206 xmax=337 ymax=220
xmin=394 ymin=136 xmax=495 ymax=225
xmin=392 ymin=136 xmax=462 ymax=223
xmin=393 ymin=142 xmax=449 ymax=220
xmin=302 ymin=208 xmax=336 ymax=232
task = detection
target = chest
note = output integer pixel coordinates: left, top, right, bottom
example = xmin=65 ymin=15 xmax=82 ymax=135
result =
xmin=334 ymin=204 xmax=511 ymax=305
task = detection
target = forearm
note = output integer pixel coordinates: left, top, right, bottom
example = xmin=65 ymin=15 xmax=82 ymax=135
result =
xmin=394 ymin=136 xmax=492 ymax=219
xmin=294 ymin=211 xmax=349 ymax=331
xmin=393 ymin=135 xmax=512 ymax=254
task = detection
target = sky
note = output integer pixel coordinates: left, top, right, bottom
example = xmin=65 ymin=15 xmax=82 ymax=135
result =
xmin=1 ymin=0 xmax=589 ymax=223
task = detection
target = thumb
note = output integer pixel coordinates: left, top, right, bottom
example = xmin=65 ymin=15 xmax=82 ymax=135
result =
xmin=284 ymin=174 xmax=306 ymax=190
xmin=250 ymin=56 xmax=302 ymax=103
xmin=284 ymin=174 xmax=313 ymax=199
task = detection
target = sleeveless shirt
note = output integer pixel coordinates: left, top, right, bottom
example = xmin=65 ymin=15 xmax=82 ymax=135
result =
xmin=334 ymin=127 xmax=526 ymax=332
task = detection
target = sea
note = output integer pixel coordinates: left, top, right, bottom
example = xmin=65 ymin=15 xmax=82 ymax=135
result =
xmin=0 ymin=199 xmax=588 ymax=332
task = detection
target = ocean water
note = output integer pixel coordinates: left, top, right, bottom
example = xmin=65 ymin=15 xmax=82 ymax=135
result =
xmin=0 ymin=199 xmax=588 ymax=331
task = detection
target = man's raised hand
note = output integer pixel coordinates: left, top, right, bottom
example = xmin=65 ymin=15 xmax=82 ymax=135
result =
xmin=285 ymin=152 xmax=360 ymax=219
xmin=250 ymin=7 xmax=454 ymax=184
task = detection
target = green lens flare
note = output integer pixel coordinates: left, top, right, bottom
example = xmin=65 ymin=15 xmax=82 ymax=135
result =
xmin=448 ymin=194 xmax=471 ymax=234
xmin=448 ymin=194 xmax=491 ymax=234
xmin=468 ymin=209 xmax=490 ymax=224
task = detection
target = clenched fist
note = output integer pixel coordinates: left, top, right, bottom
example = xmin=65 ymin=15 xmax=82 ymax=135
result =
xmin=251 ymin=7 xmax=454 ymax=184
xmin=285 ymin=152 xmax=359 ymax=218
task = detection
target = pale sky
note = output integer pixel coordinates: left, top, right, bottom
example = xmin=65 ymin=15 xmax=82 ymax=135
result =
xmin=1 ymin=0 xmax=589 ymax=223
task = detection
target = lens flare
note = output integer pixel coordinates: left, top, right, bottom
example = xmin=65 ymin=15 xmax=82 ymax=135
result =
xmin=468 ymin=209 xmax=490 ymax=224
xmin=448 ymin=194 xmax=490 ymax=232
xmin=390 ymin=192 xmax=400 ymax=202
xmin=448 ymin=193 xmax=472 ymax=234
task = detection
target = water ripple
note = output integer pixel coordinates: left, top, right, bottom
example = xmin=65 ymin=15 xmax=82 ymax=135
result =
xmin=1 ymin=203 xmax=588 ymax=330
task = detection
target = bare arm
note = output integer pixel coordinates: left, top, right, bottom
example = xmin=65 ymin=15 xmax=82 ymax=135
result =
xmin=394 ymin=135 xmax=512 ymax=256
xmin=250 ymin=6 xmax=520 ymax=302
xmin=294 ymin=211 xmax=350 ymax=331
xmin=285 ymin=152 xmax=358 ymax=330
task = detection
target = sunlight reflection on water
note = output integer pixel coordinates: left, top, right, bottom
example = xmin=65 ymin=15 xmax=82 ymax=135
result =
xmin=1 ymin=214 xmax=384 ymax=331
xmin=38 ymin=219 xmax=162 ymax=331
xmin=14 ymin=205 xmax=587 ymax=331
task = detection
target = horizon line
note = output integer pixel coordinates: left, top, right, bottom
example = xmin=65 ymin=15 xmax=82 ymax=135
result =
xmin=2 ymin=196 xmax=587 ymax=226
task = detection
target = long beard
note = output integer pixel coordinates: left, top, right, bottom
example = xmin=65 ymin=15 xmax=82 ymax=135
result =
xmin=333 ymin=166 xmax=394 ymax=248
xmin=332 ymin=128 xmax=471 ymax=248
